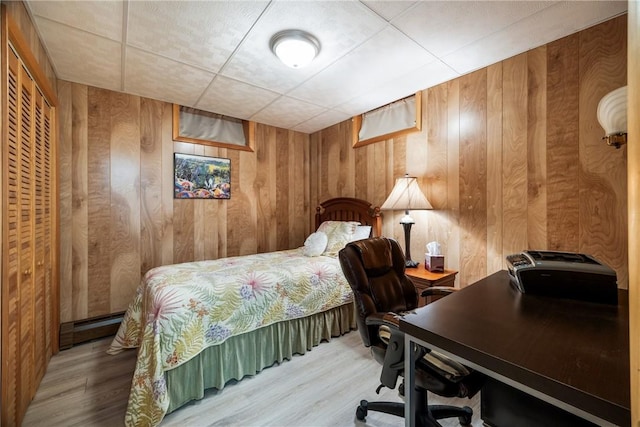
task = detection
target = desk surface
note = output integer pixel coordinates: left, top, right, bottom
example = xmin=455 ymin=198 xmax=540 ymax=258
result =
xmin=400 ymin=270 xmax=630 ymax=426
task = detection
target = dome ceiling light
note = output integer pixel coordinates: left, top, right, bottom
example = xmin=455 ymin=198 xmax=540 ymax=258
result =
xmin=269 ymin=29 xmax=320 ymax=69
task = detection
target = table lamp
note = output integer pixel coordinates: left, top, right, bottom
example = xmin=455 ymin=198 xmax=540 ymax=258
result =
xmin=381 ymin=174 xmax=432 ymax=268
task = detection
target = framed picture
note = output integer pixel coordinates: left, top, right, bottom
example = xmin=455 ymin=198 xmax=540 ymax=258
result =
xmin=174 ymin=153 xmax=231 ymax=199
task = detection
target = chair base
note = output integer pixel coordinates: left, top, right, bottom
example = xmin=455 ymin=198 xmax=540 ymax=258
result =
xmin=355 ymin=394 xmax=473 ymax=427
xmin=428 ymin=405 xmax=473 ymax=427
xmin=356 ymin=399 xmax=404 ymax=421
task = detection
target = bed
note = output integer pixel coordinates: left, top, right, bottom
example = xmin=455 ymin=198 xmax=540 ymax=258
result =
xmin=107 ymin=197 xmax=381 ymax=427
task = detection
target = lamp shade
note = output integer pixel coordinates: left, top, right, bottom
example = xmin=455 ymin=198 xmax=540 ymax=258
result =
xmin=381 ymin=174 xmax=432 ymax=211
xmin=597 ymin=86 xmax=627 ymax=136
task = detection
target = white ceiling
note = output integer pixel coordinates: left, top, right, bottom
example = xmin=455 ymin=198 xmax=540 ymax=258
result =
xmin=25 ymin=0 xmax=627 ymax=134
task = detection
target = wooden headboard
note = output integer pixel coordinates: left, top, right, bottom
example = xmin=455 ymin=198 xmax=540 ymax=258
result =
xmin=315 ymin=197 xmax=382 ymax=237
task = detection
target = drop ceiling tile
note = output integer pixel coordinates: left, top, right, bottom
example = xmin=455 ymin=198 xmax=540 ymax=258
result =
xmin=402 ymin=60 xmax=461 ymax=93
xmin=288 ymin=26 xmax=436 ymax=108
xmin=528 ymin=0 xmax=628 ymax=37
xmin=337 ymin=60 xmax=460 ymax=115
xmin=33 ymin=17 xmax=121 ymax=91
xmin=124 ymin=47 xmax=214 ymax=107
xmin=220 ymin=0 xmax=387 ymax=93
xmin=293 ymin=109 xmax=353 ymax=134
xmin=392 ymin=1 xmax=555 ymax=57
xmin=127 ymin=1 xmax=269 ymax=71
xmin=251 ymin=96 xmax=326 ymax=130
xmin=196 ymin=76 xmax=281 ymax=120
xmin=27 ymin=0 xmax=123 ymax=41
xmin=362 ymin=1 xmax=418 ymax=21
xmin=442 ymin=0 xmax=628 ymax=75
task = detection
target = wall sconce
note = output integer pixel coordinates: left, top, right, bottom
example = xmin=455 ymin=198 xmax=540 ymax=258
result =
xmin=269 ymin=30 xmax=320 ymax=69
xmin=380 ymin=174 xmax=432 ymax=268
xmin=597 ymin=86 xmax=627 ymax=148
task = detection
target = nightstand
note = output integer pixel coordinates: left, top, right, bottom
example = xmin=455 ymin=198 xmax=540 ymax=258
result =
xmin=405 ymin=268 xmax=458 ymax=307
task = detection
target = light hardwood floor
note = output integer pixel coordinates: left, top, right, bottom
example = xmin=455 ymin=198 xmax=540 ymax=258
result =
xmin=23 ymin=332 xmax=481 ymax=427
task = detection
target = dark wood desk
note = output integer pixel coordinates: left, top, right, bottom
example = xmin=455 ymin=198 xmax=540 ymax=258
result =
xmin=400 ymin=270 xmax=630 ymax=427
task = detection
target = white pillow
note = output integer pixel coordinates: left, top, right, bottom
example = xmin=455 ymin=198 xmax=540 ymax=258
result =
xmin=303 ymin=231 xmax=328 ymax=257
xmin=351 ymin=225 xmax=372 ymax=241
xmin=316 ymin=221 xmax=360 ymax=256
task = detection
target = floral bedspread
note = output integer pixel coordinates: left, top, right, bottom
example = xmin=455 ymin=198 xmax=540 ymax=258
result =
xmin=107 ymin=248 xmax=353 ymax=427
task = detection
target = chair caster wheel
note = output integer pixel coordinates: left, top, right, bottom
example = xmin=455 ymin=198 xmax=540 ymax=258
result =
xmin=458 ymin=406 xmax=473 ymax=426
xmin=356 ymin=400 xmax=368 ymax=421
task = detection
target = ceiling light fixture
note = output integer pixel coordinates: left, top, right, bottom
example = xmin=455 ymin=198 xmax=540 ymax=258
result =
xmin=269 ymin=29 xmax=320 ymax=69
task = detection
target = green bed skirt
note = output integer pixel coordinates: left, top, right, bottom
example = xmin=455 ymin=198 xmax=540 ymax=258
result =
xmin=165 ymin=301 xmax=357 ymax=413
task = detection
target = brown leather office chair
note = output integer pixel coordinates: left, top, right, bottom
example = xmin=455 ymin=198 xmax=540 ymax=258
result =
xmin=339 ymin=237 xmax=483 ymax=427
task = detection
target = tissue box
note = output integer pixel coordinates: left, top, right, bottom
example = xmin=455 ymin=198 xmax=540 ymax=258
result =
xmin=425 ymin=254 xmax=444 ymax=272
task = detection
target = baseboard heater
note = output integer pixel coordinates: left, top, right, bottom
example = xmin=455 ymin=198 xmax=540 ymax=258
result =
xmin=59 ymin=311 xmax=125 ymax=350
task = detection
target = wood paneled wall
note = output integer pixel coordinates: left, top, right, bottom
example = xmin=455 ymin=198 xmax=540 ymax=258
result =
xmin=627 ymin=2 xmax=639 ymax=425
xmin=57 ymin=84 xmax=310 ymax=322
xmin=310 ymin=16 xmax=628 ymax=289
xmin=58 ymin=16 xmax=627 ymax=322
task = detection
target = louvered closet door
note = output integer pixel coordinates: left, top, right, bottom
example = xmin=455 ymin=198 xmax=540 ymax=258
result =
xmin=42 ymin=94 xmax=53 ymax=364
xmin=2 ymin=43 xmax=51 ymax=426
xmin=2 ymin=21 xmax=58 ymax=426
xmin=33 ymin=89 xmax=46 ymax=385
xmin=32 ymin=89 xmax=54 ymax=382
xmin=4 ymin=44 xmax=22 ymax=427
xmin=18 ymin=57 xmax=36 ymax=424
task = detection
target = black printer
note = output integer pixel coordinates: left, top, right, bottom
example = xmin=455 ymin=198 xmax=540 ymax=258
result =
xmin=506 ymin=250 xmax=618 ymax=305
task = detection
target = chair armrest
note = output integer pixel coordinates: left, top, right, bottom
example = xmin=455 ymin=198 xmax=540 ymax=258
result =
xmin=365 ymin=312 xmax=401 ymax=328
xmin=366 ymin=313 xmax=405 ymax=389
xmin=421 ymin=286 xmax=458 ymax=298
